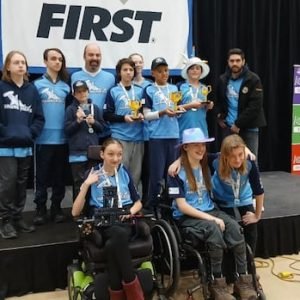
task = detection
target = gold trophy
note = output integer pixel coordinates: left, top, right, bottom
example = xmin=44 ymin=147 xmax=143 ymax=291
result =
xmin=128 ymin=100 xmax=142 ymax=119
xmin=200 ymin=85 xmax=212 ymax=103
xmin=169 ymin=91 xmax=182 ymax=111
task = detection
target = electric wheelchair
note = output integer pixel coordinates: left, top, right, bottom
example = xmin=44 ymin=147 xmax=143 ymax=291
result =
xmin=155 ymin=183 xmax=266 ymax=300
xmin=67 ymin=146 xmax=181 ymax=300
xmin=67 ymin=207 xmax=182 ymax=300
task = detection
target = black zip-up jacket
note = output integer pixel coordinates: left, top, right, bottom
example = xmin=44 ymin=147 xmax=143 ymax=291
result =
xmin=0 ymin=80 xmax=45 ymax=147
xmin=64 ymin=98 xmax=104 ymax=156
xmin=216 ymin=66 xmax=266 ymax=129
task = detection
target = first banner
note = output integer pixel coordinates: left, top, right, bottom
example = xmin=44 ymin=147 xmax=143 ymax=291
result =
xmin=0 ymin=0 xmax=193 ymax=73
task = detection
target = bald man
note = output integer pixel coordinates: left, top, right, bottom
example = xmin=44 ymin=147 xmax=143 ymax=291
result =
xmin=71 ymin=43 xmax=115 ymax=143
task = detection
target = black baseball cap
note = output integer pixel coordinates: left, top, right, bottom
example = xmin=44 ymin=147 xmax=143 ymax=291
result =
xmin=151 ymin=57 xmax=168 ymax=70
xmin=73 ymin=80 xmax=89 ymax=92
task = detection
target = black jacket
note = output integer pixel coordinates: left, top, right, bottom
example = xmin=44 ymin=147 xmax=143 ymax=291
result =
xmin=64 ymin=98 xmax=104 ymax=156
xmin=216 ymin=66 xmax=266 ymax=129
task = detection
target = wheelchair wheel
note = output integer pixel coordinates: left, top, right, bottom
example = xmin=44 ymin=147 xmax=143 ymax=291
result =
xmin=151 ymin=219 xmax=180 ymax=298
xmin=68 ymin=263 xmax=83 ymax=300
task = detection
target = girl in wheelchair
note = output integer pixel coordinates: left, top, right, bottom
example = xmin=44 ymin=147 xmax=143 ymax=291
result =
xmin=168 ymin=128 xmax=257 ymax=300
xmin=72 ymin=138 xmax=145 ymax=300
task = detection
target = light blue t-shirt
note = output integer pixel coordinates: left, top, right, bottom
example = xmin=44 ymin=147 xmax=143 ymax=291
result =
xmin=89 ymin=164 xmax=137 ymax=208
xmin=144 ymin=83 xmax=179 ymax=139
xmin=34 ymin=75 xmax=70 ymax=144
xmin=178 ymin=82 xmax=209 ymax=139
xmin=71 ymin=69 xmax=115 ymax=138
xmin=212 ymin=159 xmax=253 ymax=207
xmin=225 ymin=78 xmax=243 ymax=126
xmin=168 ymin=167 xmax=214 ymax=219
xmin=105 ymin=84 xmax=144 ymax=142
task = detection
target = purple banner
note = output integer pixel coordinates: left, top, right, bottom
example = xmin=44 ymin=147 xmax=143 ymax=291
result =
xmin=293 ymin=65 xmax=300 ymax=104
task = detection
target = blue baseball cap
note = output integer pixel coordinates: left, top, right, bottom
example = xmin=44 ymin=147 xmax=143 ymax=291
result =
xmin=180 ymin=128 xmax=215 ymax=146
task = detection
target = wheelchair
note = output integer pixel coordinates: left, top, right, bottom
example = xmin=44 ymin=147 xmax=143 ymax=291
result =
xmin=67 ymin=206 xmax=180 ymax=300
xmin=155 ymin=183 xmax=266 ymax=300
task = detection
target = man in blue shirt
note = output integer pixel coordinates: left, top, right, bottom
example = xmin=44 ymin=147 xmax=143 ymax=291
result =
xmin=216 ymin=48 xmax=266 ymax=158
xmin=71 ymin=43 xmax=115 ymax=144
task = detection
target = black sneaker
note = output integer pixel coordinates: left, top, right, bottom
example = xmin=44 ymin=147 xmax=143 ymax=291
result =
xmin=50 ymin=207 xmax=66 ymax=223
xmin=33 ymin=206 xmax=48 ymax=225
xmin=0 ymin=220 xmax=17 ymax=239
xmin=14 ymin=219 xmax=35 ymax=233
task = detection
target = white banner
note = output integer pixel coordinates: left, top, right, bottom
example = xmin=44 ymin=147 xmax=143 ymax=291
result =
xmin=0 ymin=0 xmax=193 ymax=73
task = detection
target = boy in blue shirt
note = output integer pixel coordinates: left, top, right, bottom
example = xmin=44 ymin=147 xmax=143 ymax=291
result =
xmin=143 ymin=57 xmax=181 ymax=209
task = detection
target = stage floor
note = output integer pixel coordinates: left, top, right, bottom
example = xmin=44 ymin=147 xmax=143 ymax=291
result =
xmin=0 ymin=171 xmax=300 ymax=296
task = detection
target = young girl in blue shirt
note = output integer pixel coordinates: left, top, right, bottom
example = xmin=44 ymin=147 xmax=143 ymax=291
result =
xmin=168 ymin=128 xmax=257 ymax=300
xmin=72 ymin=138 xmax=144 ymax=300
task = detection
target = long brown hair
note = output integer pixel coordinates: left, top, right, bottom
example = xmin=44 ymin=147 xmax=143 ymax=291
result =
xmin=43 ymin=48 xmax=69 ymax=83
xmin=180 ymin=145 xmax=212 ymax=192
xmin=2 ymin=50 xmax=29 ymax=82
xmin=219 ymin=134 xmax=247 ymax=180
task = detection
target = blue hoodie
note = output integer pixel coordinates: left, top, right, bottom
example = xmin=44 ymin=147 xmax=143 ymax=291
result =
xmin=0 ymin=80 xmax=45 ymax=148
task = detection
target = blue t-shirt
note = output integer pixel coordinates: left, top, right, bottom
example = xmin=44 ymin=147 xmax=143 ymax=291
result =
xmin=168 ymin=167 xmax=214 ymax=219
xmin=71 ymin=69 xmax=115 ymax=138
xmin=178 ymin=81 xmax=209 ymax=139
xmin=212 ymin=158 xmax=264 ymax=208
xmin=105 ymin=84 xmax=144 ymax=142
xmin=144 ymin=83 xmax=179 ymax=139
xmin=34 ymin=75 xmax=70 ymax=144
xmin=225 ymin=78 xmax=243 ymax=126
xmin=89 ymin=163 xmax=140 ymax=208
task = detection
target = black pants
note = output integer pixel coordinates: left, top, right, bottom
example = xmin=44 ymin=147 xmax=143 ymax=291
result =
xmin=103 ymin=225 xmax=136 ymax=290
xmin=220 ymin=205 xmax=257 ymax=254
xmin=71 ymin=161 xmax=89 ymax=200
xmin=0 ymin=156 xmax=31 ymax=220
xmin=34 ymin=144 xmax=68 ymax=208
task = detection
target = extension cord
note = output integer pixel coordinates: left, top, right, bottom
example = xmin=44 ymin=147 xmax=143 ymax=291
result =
xmin=278 ymin=271 xmax=294 ymax=279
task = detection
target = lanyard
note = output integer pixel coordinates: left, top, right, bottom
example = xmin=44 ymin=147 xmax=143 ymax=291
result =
xmin=189 ymin=84 xmax=199 ymax=100
xmin=196 ymin=168 xmax=204 ymax=204
xmin=97 ymin=166 xmax=123 ymax=208
xmin=230 ymin=171 xmax=241 ymax=205
xmin=155 ymin=82 xmax=170 ymax=106
xmin=119 ymin=82 xmax=135 ymax=102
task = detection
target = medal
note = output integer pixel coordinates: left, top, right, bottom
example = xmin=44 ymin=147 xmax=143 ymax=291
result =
xmin=234 ymin=198 xmax=240 ymax=205
xmin=231 ymin=171 xmax=241 ymax=206
xmin=88 ymin=127 xmax=94 ymax=133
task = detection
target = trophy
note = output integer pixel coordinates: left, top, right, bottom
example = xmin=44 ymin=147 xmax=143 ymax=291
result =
xmin=169 ymin=91 xmax=182 ymax=111
xmin=128 ymin=100 xmax=142 ymax=119
xmin=200 ymin=85 xmax=212 ymax=103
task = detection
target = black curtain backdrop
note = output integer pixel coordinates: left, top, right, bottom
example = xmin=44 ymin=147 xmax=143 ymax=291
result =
xmin=193 ymin=0 xmax=300 ymax=171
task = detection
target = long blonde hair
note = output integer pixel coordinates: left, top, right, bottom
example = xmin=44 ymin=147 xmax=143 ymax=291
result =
xmin=181 ymin=145 xmax=212 ymax=192
xmin=2 ymin=50 xmax=29 ymax=82
xmin=219 ymin=134 xmax=247 ymax=180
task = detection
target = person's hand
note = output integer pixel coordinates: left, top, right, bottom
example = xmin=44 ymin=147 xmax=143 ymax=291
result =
xmin=124 ymin=115 xmax=135 ymax=123
xmin=76 ymin=107 xmax=86 ymax=123
xmin=206 ymin=101 xmax=214 ymax=110
xmin=190 ymin=101 xmax=203 ymax=109
xmin=245 ymin=147 xmax=256 ymax=161
xmin=164 ymin=108 xmax=177 ymax=117
xmin=85 ymin=114 xmax=95 ymax=125
xmin=217 ymin=117 xmax=227 ymax=128
xmin=230 ymin=124 xmax=240 ymax=133
xmin=85 ymin=168 xmax=100 ymax=186
xmin=168 ymin=160 xmax=181 ymax=177
xmin=120 ymin=214 xmax=132 ymax=222
xmin=242 ymin=211 xmax=259 ymax=225
xmin=213 ymin=217 xmax=225 ymax=231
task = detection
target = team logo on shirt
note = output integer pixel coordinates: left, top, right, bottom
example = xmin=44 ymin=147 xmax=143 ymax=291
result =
xmin=41 ymin=88 xmax=61 ymax=102
xmin=86 ymin=80 xmax=107 ymax=94
xmin=3 ymin=91 xmax=32 ymax=112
